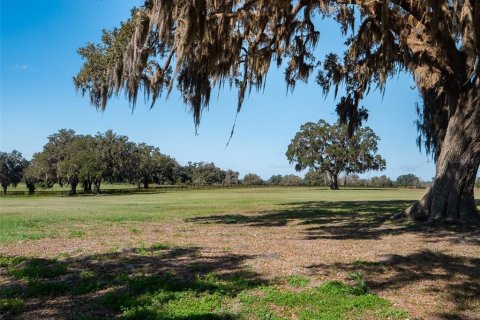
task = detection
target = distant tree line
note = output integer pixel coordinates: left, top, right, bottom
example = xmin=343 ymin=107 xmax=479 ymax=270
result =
xmin=1 ymin=129 xmax=475 ymax=195
xmin=265 ymin=172 xmax=434 ymax=189
xmin=1 ymin=129 xmax=242 ymax=195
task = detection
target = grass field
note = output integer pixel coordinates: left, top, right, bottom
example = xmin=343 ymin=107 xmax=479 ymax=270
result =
xmin=1 ymin=187 xmax=479 ymax=319
xmin=0 ymin=187 xmax=428 ymax=243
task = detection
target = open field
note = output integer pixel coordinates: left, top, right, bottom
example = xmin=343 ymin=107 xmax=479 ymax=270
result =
xmin=1 ymin=188 xmax=479 ymax=319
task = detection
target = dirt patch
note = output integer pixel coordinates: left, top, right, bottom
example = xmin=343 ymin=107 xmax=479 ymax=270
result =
xmin=1 ymin=206 xmax=479 ymax=319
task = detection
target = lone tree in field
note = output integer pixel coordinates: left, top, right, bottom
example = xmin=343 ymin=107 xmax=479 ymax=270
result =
xmin=286 ymin=120 xmax=385 ymax=190
xmin=75 ymin=1 xmax=480 ymax=225
xmin=0 ymin=150 xmax=28 ymax=194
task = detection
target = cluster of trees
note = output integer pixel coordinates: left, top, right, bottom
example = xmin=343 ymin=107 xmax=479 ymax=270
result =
xmin=0 ymin=144 xmax=466 ymax=195
xmin=267 ymin=172 xmax=432 ymax=189
xmin=339 ymin=174 xmax=432 ymax=189
xmin=0 ymin=130 xmax=244 ymax=195
xmin=21 ymin=129 xmax=182 ymax=194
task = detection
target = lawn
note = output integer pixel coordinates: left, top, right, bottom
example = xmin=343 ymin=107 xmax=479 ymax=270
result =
xmin=0 ymin=187 xmax=427 ymax=243
xmin=1 ymin=187 xmax=479 ymax=319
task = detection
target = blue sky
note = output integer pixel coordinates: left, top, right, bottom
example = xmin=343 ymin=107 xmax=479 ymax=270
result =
xmin=1 ymin=0 xmax=436 ymax=180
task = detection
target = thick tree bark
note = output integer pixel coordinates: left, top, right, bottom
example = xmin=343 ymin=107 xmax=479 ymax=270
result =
xmin=70 ymin=182 xmax=78 ymax=195
xmin=325 ymin=170 xmax=339 ymax=190
xmin=403 ymin=89 xmax=480 ymax=225
xmin=93 ymin=179 xmax=101 ymax=193
xmin=83 ymin=180 xmax=92 ymax=192
xmin=26 ymin=183 xmax=36 ymax=195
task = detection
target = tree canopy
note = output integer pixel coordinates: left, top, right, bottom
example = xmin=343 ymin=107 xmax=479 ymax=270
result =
xmin=0 ymin=150 xmax=28 ymax=193
xmin=242 ymin=173 xmax=263 ymax=186
xmin=396 ymin=174 xmax=421 ymax=188
xmin=286 ymin=120 xmax=385 ymax=189
xmin=27 ymin=130 xmax=181 ymax=194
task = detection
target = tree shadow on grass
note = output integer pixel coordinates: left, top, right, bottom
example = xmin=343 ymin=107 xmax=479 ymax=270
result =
xmin=187 ymin=200 xmax=480 ymax=243
xmin=0 ymin=245 xmax=261 ymax=320
xmin=187 ymin=200 xmax=480 ymax=318
xmin=307 ymin=250 xmax=480 ymax=320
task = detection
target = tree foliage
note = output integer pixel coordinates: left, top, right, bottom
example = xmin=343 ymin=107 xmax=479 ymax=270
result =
xmin=0 ymin=150 xmax=28 ymax=193
xmin=267 ymin=175 xmax=283 ymax=185
xmin=304 ymin=169 xmax=326 ymax=186
xmin=371 ymin=175 xmax=394 ymax=188
xmin=74 ymin=0 xmax=478 ymax=154
xmin=286 ymin=120 xmax=385 ymax=189
xmin=279 ymin=174 xmax=304 ymax=186
xmin=26 ymin=129 xmax=181 ymax=193
xmin=242 ymin=173 xmax=263 ymax=186
xmin=396 ymin=174 xmax=421 ymax=188
xmin=223 ymin=169 xmax=240 ymax=185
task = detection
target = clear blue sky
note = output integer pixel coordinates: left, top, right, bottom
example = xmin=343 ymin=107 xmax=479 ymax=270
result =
xmin=1 ymin=0 xmax=437 ymax=180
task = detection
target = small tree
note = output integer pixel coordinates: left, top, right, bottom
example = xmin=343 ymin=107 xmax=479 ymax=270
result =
xmin=371 ymin=175 xmax=394 ymax=188
xmin=189 ymin=162 xmax=226 ymax=185
xmin=0 ymin=150 xmax=29 ymax=194
xmin=24 ymin=152 xmax=56 ymax=190
xmin=223 ymin=170 xmax=240 ymax=185
xmin=267 ymin=175 xmax=283 ymax=185
xmin=242 ymin=174 xmax=263 ymax=186
xmin=286 ymin=120 xmax=386 ymax=190
xmin=340 ymin=174 xmax=361 ymax=187
xmin=396 ymin=174 xmax=421 ymax=188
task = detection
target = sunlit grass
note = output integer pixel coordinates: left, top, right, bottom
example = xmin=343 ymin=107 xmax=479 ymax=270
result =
xmin=0 ymin=187 xmax=431 ymax=243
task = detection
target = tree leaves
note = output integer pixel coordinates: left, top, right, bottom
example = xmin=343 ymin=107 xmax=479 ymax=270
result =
xmin=286 ymin=119 xmax=386 ymax=176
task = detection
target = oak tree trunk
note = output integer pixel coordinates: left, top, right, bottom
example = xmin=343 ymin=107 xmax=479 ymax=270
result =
xmin=325 ymin=170 xmax=339 ymax=190
xmin=403 ymin=89 xmax=480 ymax=225
xmin=93 ymin=180 xmax=101 ymax=193
xmin=70 ymin=182 xmax=78 ymax=195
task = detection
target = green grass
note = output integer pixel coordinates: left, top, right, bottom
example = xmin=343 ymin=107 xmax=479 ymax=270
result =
xmin=239 ymin=281 xmax=408 ymax=320
xmin=0 ymin=298 xmax=23 ymax=314
xmin=0 ymin=187 xmax=434 ymax=243
xmin=0 ymin=250 xmax=406 ymax=319
xmin=285 ymin=275 xmax=311 ymax=287
xmin=1 ymin=187 xmax=478 ymax=318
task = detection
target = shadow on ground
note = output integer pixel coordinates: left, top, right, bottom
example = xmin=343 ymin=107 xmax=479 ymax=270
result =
xmin=0 ymin=245 xmax=261 ymax=320
xmin=187 ymin=200 xmax=480 ymax=242
xmin=308 ymin=250 xmax=480 ymax=319
xmin=187 ymin=199 xmax=480 ymax=319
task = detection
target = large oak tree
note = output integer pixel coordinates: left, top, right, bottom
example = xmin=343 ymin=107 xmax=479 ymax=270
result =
xmin=75 ymin=0 xmax=480 ymax=225
xmin=286 ymin=120 xmax=386 ymax=189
